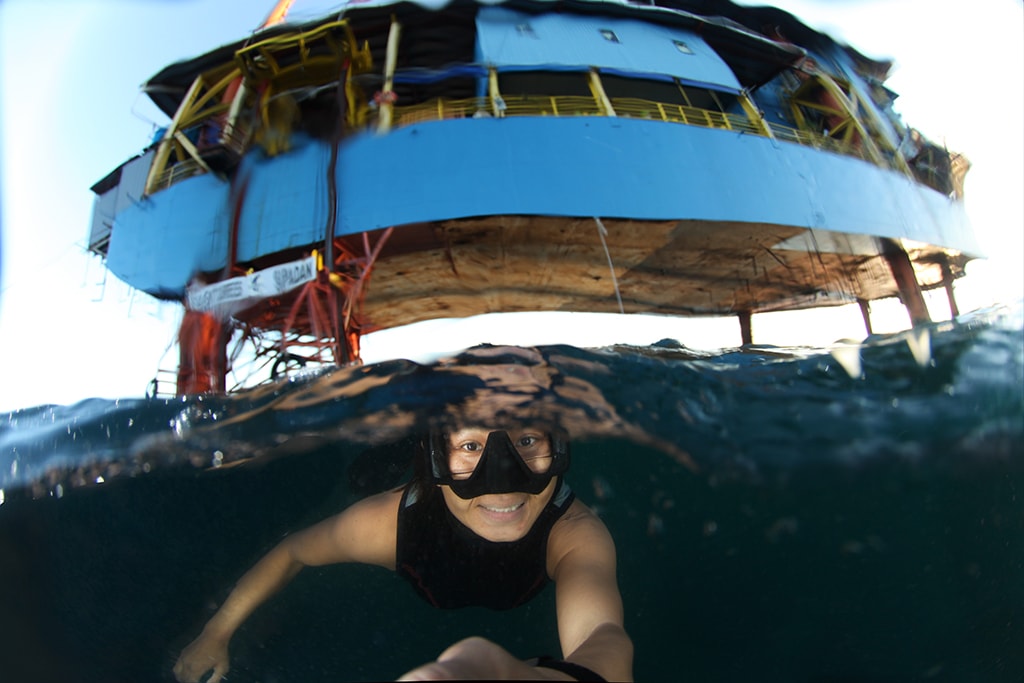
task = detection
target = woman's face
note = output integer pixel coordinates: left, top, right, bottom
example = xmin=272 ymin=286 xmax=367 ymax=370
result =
xmin=439 ymin=427 xmax=557 ymax=542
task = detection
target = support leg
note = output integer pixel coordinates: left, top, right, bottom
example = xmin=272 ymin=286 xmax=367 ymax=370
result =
xmin=177 ymin=310 xmax=230 ymax=395
xmin=858 ymin=298 xmax=874 ymax=336
xmin=940 ymin=258 xmax=960 ymax=319
xmin=880 ymin=238 xmax=931 ymax=327
xmin=738 ymin=310 xmax=753 ymax=346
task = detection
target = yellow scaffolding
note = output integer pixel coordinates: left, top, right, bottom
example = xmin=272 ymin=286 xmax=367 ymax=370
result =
xmin=146 ymin=19 xmax=372 ymax=195
xmin=789 ymin=71 xmax=912 ymax=174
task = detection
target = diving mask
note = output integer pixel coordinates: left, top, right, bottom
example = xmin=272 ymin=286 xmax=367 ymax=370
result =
xmin=429 ymin=429 xmax=570 ymax=499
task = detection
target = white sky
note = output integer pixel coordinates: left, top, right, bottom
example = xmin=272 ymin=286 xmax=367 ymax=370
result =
xmin=0 ymin=0 xmax=1021 ymax=412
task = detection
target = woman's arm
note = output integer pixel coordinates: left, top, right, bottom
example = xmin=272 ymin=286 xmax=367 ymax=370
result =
xmin=173 ymin=490 xmax=400 ymax=683
xmin=546 ymin=501 xmax=633 ymax=682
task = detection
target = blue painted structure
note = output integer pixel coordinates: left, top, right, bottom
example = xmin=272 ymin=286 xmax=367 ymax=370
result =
xmin=475 ymin=7 xmax=741 ymax=90
xmin=87 ymin=0 xmax=978 ymax=384
xmin=106 ymin=117 xmax=975 ymax=297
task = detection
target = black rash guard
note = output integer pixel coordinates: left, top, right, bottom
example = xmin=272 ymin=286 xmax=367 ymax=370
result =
xmin=395 ymin=479 xmax=575 ymax=610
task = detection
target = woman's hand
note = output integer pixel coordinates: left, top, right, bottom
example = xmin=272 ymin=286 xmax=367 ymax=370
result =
xmin=173 ymin=630 xmax=231 ymax=683
xmin=398 ymin=637 xmax=574 ymax=681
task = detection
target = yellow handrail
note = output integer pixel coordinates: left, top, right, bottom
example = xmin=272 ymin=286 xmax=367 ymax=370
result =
xmin=392 ymin=97 xmax=491 ymax=125
xmin=151 ymin=90 xmax=898 ymax=195
xmin=391 ymin=95 xmax=766 ymax=136
xmin=389 ymin=93 xmax=890 ymax=169
xmin=501 ymin=95 xmax=604 ymax=117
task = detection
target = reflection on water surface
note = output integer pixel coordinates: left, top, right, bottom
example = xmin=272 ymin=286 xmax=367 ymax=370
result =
xmin=1 ymin=306 xmax=1021 ymax=682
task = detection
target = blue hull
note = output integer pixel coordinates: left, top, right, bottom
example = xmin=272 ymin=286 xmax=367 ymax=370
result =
xmin=106 ymin=116 xmax=977 ymax=299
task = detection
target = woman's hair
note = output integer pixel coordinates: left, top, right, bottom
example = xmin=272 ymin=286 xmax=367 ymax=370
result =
xmin=345 ymin=433 xmax=427 ymax=497
xmin=404 ymin=433 xmax=436 ymax=500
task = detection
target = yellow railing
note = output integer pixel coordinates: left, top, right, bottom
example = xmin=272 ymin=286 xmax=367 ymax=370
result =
xmin=150 ymin=159 xmax=207 ymax=193
xmin=392 ymin=97 xmax=491 ymax=125
xmin=394 ymin=95 xmax=766 ymax=135
xmin=393 ymin=94 xmax=767 ymax=136
xmin=767 ymin=122 xmax=874 ymax=163
xmin=501 ymin=95 xmax=604 ymax=117
xmin=389 ymin=93 xmax=892 ymax=170
xmin=391 ymin=95 xmax=608 ymax=125
xmin=150 ymin=92 xmax=889 ymax=195
xmin=610 ymin=98 xmax=763 ymax=135
xmin=148 ymin=122 xmax=251 ymax=192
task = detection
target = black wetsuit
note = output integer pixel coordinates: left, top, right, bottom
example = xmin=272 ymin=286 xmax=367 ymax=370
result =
xmin=395 ymin=479 xmax=575 ymax=610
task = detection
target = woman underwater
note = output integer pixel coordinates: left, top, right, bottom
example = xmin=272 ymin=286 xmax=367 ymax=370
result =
xmin=173 ymin=426 xmax=633 ymax=682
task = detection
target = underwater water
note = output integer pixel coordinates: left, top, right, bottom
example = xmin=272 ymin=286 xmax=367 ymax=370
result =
xmin=1 ymin=305 xmax=1022 ymax=683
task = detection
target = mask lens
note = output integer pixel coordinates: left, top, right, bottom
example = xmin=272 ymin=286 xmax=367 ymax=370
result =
xmin=448 ymin=431 xmax=551 ymax=479
xmin=430 ymin=429 xmax=570 ymax=498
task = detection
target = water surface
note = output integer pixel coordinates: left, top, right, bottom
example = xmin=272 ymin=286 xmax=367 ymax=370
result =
xmin=1 ymin=305 xmax=1021 ymax=682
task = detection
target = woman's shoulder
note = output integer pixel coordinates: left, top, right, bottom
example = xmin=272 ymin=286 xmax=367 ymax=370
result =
xmin=346 ymin=487 xmax=405 ymax=521
xmin=549 ymin=499 xmax=614 ymax=553
xmin=326 ymin=488 xmax=405 ymax=568
xmin=559 ymin=497 xmax=606 ymax=527
xmin=545 ymin=498 xmax=617 ymax=581
xmin=324 ymin=488 xmax=405 ymax=543
xmin=284 ymin=488 xmax=404 ymax=569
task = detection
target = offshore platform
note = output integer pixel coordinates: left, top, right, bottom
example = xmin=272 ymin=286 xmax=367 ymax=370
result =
xmin=88 ymin=0 xmax=975 ymax=395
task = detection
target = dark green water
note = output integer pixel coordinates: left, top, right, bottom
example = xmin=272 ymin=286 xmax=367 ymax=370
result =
xmin=1 ymin=306 xmax=1022 ymax=682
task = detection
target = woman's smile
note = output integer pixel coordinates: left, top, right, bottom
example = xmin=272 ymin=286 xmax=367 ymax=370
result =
xmin=442 ymin=482 xmax=556 ymax=542
xmin=477 ymin=499 xmax=526 ymax=518
xmin=480 ymin=501 xmax=523 ymax=513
